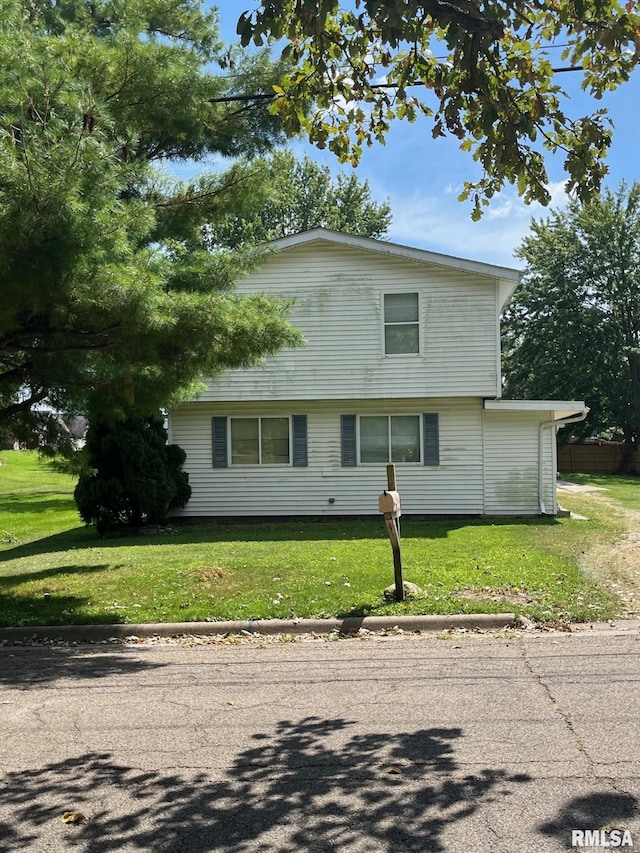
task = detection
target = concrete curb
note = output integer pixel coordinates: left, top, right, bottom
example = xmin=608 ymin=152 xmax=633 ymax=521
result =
xmin=0 ymin=613 xmax=516 ymax=643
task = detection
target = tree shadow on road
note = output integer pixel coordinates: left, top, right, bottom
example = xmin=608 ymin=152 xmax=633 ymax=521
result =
xmin=0 ymin=644 xmax=166 ymax=688
xmin=539 ymin=791 xmax=638 ymax=845
xmin=0 ymin=716 xmax=531 ymax=852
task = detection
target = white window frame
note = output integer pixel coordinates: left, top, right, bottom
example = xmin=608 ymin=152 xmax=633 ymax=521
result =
xmin=382 ymin=292 xmax=421 ymax=356
xmin=357 ymin=414 xmax=422 ymax=464
xmin=229 ymin=415 xmax=292 ymax=466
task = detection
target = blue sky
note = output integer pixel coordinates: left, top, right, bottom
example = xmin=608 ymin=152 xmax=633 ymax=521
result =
xmin=211 ymin=3 xmax=640 ymax=269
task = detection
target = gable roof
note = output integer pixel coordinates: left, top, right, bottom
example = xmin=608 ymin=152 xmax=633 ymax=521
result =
xmin=267 ymin=228 xmax=521 ymax=308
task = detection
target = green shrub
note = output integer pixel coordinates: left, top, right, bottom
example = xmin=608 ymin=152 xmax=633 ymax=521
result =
xmin=74 ymin=410 xmax=191 ymax=534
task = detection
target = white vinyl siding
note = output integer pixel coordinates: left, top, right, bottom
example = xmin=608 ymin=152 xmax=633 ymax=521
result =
xmin=169 ymin=398 xmax=484 ymax=517
xmin=482 ymin=410 xmax=557 ymax=515
xmin=166 ymin=235 xmax=567 ymax=518
xmin=197 ymin=242 xmax=501 ymax=402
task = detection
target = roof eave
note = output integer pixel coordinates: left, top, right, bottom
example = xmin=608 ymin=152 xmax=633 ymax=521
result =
xmin=267 ymin=228 xmax=521 ymax=283
xmin=484 ymin=399 xmax=589 ymax=421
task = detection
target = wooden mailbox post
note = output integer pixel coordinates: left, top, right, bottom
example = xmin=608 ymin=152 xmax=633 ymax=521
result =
xmin=379 ymin=463 xmax=405 ymax=602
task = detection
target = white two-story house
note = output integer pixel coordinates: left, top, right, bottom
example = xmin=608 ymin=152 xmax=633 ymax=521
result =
xmin=168 ymin=229 xmax=587 ymax=518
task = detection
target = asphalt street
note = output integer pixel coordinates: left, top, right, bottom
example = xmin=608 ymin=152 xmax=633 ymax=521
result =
xmin=1 ymin=627 xmax=639 ymax=852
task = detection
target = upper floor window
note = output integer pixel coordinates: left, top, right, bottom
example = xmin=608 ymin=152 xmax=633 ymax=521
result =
xmin=384 ymin=292 xmax=420 ymax=354
xmin=230 ymin=416 xmax=290 ymax=465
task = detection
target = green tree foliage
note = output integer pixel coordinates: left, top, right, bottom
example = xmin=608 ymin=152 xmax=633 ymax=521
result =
xmin=503 ymin=183 xmax=640 ymax=448
xmin=74 ymin=410 xmax=191 ymax=534
xmin=206 ymin=150 xmax=391 ymax=247
xmin=239 ymin=1 xmax=640 ymax=218
xmin=0 ymin=0 xmax=302 ymax=449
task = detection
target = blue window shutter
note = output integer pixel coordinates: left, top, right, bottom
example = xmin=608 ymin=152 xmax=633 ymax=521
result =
xmin=423 ymin=413 xmax=440 ymax=466
xmin=212 ymin=416 xmax=228 ymax=468
xmin=292 ymin=415 xmax=308 ymax=466
xmin=341 ymin=415 xmax=357 ymax=466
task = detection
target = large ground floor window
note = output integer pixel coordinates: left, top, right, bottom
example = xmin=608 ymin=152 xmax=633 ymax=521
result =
xmin=359 ymin=415 xmax=421 ymax=463
xmin=230 ymin=417 xmax=290 ymax=465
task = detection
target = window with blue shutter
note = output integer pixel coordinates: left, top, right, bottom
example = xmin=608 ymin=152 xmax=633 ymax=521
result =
xmin=215 ymin=415 xmax=307 ymax=467
xmin=292 ymin=415 xmax=308 ymax=466
xmin=211 ymin=416 xmax=228 ymax=468
xmin=360 ymin=414 xmax=421 ymax=462
xmin=341 ymin=414 xmax=357 ymax=466
xmin=423 ymin=413 xmax=440 ymax=466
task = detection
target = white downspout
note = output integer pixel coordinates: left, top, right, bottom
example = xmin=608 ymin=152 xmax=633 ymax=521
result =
xmin=538 ymin=410 xmax=589 ymax=514
xmin=538 ymin=420 xmax=556 ymax=515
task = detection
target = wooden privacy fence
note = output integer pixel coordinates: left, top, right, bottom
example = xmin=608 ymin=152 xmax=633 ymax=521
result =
xmin=557 ymin=442 xmax=640 ymax=474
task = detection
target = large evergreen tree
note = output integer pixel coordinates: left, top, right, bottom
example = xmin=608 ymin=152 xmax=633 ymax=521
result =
xmin=0 ymin=0 xmax=302 ymax=449
xmin=503 ymin=183 xmax=640 ymax=450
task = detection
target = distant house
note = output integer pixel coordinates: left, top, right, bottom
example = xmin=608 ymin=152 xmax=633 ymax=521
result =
xmin=1 ymin=413 xmax=87 ymax=451
xmin=168 ymin=229 xmax=587 ymax=518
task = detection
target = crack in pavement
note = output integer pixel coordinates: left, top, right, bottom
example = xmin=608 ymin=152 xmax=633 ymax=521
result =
xmin=520 ymin=644 xmax=596 ymax=779
xmin=481 ymin=810 xmax=511 ymax=853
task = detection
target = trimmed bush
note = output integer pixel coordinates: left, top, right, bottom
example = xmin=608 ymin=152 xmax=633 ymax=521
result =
xmin=74 ymin=410 xmax=191 ymax=535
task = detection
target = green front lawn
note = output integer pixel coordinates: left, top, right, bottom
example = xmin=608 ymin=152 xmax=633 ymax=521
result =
xmin=0 ymin=451 xmax=630 ymax=627
xmin=561 ymin=472 xmax=640 ymax=511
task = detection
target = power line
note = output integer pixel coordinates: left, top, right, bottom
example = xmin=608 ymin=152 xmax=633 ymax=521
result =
xmin=209 ymin=65 xmax=583 ymax=105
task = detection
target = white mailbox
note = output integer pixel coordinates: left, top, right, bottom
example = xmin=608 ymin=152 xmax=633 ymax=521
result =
xmin=378 ymin=490 xmax=401 ymax=516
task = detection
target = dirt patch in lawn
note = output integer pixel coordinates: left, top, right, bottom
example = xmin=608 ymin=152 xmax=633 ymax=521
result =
xmin=186 ymin=565 xmax=228 ymax=583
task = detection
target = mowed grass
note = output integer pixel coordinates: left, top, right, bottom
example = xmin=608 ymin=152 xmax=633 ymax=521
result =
xmin=0 ymin=451 xmax=628 ymax=627
xmin=561 ymin=473 xmax=640 ymax=512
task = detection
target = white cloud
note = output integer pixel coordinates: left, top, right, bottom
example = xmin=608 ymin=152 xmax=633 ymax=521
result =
xmin=387 ymin=181 xmax=570 ymax=268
